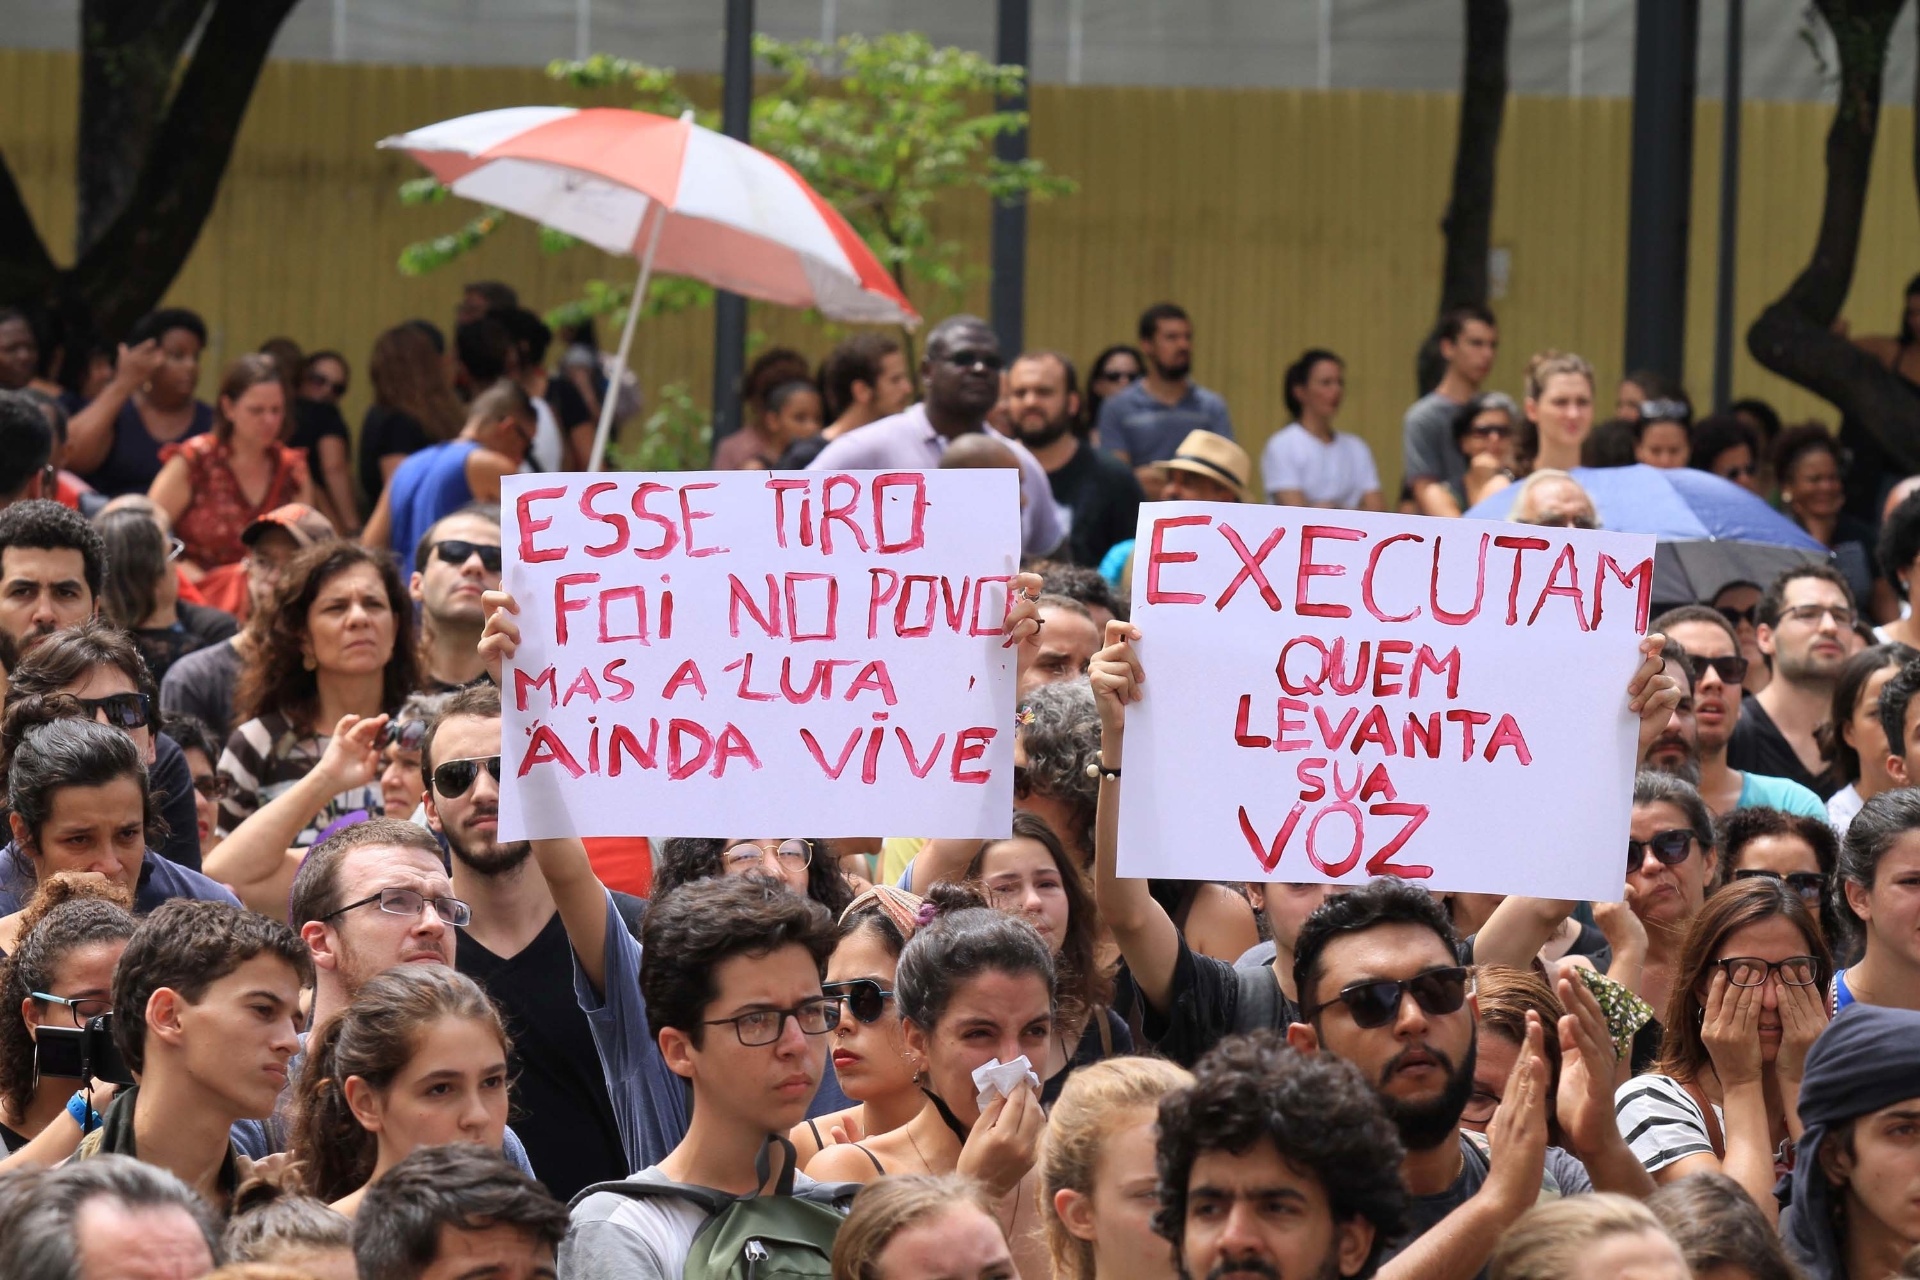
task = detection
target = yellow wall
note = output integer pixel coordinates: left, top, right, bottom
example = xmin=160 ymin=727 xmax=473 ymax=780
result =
xmin=2 ymin=49 xmax=1915 ymax=493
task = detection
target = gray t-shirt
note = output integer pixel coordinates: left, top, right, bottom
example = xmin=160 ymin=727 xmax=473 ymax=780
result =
xmin=1385 ymin=1132 xmax=1594 ymax=1280
xmin=563 ymin=1166 xmax=840 ymax=1280
xmin=1402 ymin=391 xmax=1470 ymax=499
xmin=1095 ymin=380 xmax=1234 ymax=465
xmin=159 ymin=637 xmax=243 ymax=742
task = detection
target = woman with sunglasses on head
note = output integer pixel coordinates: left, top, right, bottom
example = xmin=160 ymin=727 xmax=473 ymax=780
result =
xmin=1614 ymin=875 xmax=1831 ymax=1224
xmin=94 ymin=507 xmax=237 ymax=686
xmin=377 ymin=692 xmax=449 ymax=822
xmin=5 ymin=620 xmax=205 ymax=875
xmin=794 ymin=884 xmax=930 ymax=1170
xmin=290 ymin=965 xmax=511 ymax=1216
xmin=1719 ymin=806 xmax=1853 ymax=960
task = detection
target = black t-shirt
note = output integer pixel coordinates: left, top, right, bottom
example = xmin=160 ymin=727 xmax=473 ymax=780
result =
xmin=455 ymin=896 xmax=646 ymax=1200
xmin=1728 ymin=698 xmax=1835 ymax=799
xmin=358 ymin=405 xmax=434 ymax=505
xmin=1048 ymin=440 xmax=1145 ymax=568
xmin=547 ymin=377 xmax=594 ymax=434
xmin=149 ymin=732 xmax=205 ymax=873
xmin=1141 ymin=934 xmax=1303 ymax=1068
xmin=289 ymin=398 xmax=350 ymax=457
xmin=133 ymin=601 xmax=239 ymax=686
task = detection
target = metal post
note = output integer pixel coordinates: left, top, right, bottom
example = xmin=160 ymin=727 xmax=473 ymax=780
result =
xmin=709 ymin=0 xmax=754 ymax=457
xmin=1711 ymin=0 xmax=1743 ymax=411
xmin=990 ymin=0 xmax=1031 ymax=357
xmin=1623 ymin=0 xmax=1699 ymax=381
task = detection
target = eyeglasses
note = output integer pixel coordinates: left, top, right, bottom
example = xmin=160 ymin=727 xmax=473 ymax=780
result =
xmin=1094 ymin=367 xmax=1139 ymax=384
xmin=1466 ymin=423 xmax=1513 ymax=439
xmin=703 ymin=997 xmax=841 ymax=1046
xmin=942 ymin=349 xmax=1004 ymax=372
xmin=1715 ymin=604 xmax=1757 ymax=627
xmin=303 ymin=372 xmax=348 ymax=398
xmin=1629 ymin=827 xmax=1695 ymax=875
xmin=191 ymin=773 xmax=238 ymax=802
xmin=1462 ymin=1088 xmax=1504 ymax=1127
xmin=1638 ymin=398 xmax=1691 ymax=423
xmin=432 ymin=540 xmax=503 ymax=573
xmin=321 ymin=885 xmax=472 ymax=928
xmin=1720 ymin=463 xmax=1758 ymax=482
xmin=30 ymin=992 xmax=110 ymax=1027
xmin=77 ymin=692 xmax=151 ymax=730
xmin=1713 ymin=955 xmax=1822 ymax=988
xmin=167 ymin=537 xmax=186 ymax=563
xmin=1685 ymin=653 xmax=1749 ymax=685
xmin=1780 ymin=603 xmax=1856 ymax=629
xmin=822 ymin=979 xmax=895 ymax=1024
xmin=432 ymin=755 xmax=501 ymax=797
xmin=1303 ymin=966 xmax=1470 ymax=1029
xmin=1732 ymin=867 xmax=1826 ymax=906
xmin=724 ymin=839 xmax=813 ymax=873
xmin=381 ymin=719 xmax=429 ymax=752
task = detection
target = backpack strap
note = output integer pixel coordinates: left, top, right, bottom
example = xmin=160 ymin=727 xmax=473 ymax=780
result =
xmin=566 ymin=1134 xmax=801 ymax=1214
xmin=1679 ymin=1077 xmax=1726 ymax=1161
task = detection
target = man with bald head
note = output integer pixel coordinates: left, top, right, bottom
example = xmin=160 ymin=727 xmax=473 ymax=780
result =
xmin=808 ymin=314 xmax=1064 ymax=556
xmin=1509 ymin=469 xmax=1599 ymax=529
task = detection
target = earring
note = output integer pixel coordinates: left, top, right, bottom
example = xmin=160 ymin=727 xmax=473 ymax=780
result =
xmin=303 ymin=655 xmax=317 ymax=671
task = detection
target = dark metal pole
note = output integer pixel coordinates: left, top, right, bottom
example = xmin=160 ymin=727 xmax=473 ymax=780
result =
xmin=990 ymin=0 xmax=1031 ymax=356
xmin=1623 ymin=0 xmax=1699 ymax=382
xmin=709 ymin=0 xmax=753 ymax=456
xmin=1711 ymin=0 xmax=1742 ymax=411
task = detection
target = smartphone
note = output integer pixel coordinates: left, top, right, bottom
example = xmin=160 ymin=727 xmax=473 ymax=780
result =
xmin=35 ymin=1015 xmax=134 ymax=1086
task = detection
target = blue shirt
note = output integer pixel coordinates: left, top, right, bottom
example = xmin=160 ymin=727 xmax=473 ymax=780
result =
xmin=387 ymin=439 xmax=480 ymax=576
xmin=1736 ymin=771 xmax=1828 ymax=819
xmin=0 ymin=845 xmax=238 ymax=919
xmin=1095 ymin=379 xmax=1234 ymax=466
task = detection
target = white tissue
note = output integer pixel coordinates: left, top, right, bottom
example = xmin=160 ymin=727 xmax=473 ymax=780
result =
xmin=971 ymin=1055 xmax=1041 ymax=1111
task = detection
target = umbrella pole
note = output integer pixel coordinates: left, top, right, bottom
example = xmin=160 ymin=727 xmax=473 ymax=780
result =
xmin=588 ymin=208 xmax=665 ymax=473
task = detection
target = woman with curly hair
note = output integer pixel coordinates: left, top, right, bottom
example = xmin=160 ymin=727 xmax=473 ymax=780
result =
xmin=358 ymin=324 xmax=464 ymax=505
xmin=650 ymin=833 xmax=855 ymax=920
xmin=217 ymin=542 xmax=415 ymax=852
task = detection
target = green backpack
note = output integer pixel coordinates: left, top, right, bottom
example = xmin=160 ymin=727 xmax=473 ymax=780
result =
xmin=570 ymin=1137 xmax=855 ymax=1280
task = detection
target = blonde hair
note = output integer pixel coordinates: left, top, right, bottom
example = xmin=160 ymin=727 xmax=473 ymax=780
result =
xmin=831 ymin=1174 xmax=1000 ymax=1280
xmin=1524 ymin=350 xmax=1596 ymax=403
xmin=1039 ymin=1056 xmax=1193 ymax=1280
xmin=1489 ymin=1194 xmax=1677 ymax=1280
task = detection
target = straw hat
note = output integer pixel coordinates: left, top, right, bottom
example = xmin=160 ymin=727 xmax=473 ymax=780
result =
xmin=1157 ymin=429 xmax=1252 ymax=501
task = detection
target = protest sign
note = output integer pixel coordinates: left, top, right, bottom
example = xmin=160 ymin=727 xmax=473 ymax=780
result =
xmin=1115 ymin=505 xmax=1657 ymax=900
xmin=497 ymin=469 xmax=1021 ymax=841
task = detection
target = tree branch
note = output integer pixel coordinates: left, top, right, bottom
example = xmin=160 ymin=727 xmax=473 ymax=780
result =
xmin=76 ymin=0 xmax=208 ymax=256
xmin=72 ymin=0 xmax=298 ymax=337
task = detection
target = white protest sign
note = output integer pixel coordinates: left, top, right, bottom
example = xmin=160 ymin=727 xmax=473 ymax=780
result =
xmin=1116 ymin=505 xmax=1657 ymax=900
xmin=497 ymin=469 xmax=1021 ymax=841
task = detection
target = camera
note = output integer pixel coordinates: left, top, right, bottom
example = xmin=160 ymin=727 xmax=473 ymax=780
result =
xmin=36 ymin=1013 xmax=134 ymax=1086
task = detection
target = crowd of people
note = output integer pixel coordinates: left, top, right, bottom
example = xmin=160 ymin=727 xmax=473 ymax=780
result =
xmin=0 ymin=280 xmax=1918 ymax=1280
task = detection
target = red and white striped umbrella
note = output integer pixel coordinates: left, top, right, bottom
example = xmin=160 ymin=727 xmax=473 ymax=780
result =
xmin=381 ymin=106 xmax=918 ymax=467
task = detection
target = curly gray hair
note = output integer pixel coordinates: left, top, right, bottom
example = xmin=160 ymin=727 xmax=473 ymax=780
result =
xmin=1019 ymin=678 xmax=1101 ymax=856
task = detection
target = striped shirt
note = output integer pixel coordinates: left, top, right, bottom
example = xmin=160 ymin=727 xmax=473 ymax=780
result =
xmin=1615 ymin=1072 xmax=1720 ymax=1173
xmin=217 ymin=711 xmax=382 ymax=845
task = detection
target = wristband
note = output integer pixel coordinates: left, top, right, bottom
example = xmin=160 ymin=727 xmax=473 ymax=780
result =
xmin=1085 ymin=762 xmax=1121 ymax=781
xmin=66 ymin=1091 xmax=97 ymax=1129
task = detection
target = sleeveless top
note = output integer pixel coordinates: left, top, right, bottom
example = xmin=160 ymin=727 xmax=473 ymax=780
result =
xmin=387 ymin=439 xmax=480 ymax=576
xmin=88 ymin=399 xmax=213 ymax=497
xmin=164 ymin=433 xmax=309 ymax=567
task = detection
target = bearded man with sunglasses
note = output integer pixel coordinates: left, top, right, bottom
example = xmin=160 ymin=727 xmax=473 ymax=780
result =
xmin=422 ymin=682 xmax=640 ymax=1201
xmin=407 ymin=504 xmax=501 ymax=694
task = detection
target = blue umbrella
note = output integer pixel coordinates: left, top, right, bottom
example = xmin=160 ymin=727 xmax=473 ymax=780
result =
xmin=1466 ymin=464 xmax=1831 ymax=604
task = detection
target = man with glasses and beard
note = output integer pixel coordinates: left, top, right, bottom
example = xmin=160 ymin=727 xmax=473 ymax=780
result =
xmin=423 ymin=682 xmax=641 ymax=1200
xmin=1006 ymin=351 xmax=1142 ymax=569
xmin=808 ymin=314 xmax=1064 ymax=558
xmin=1730 ymin=565 xmax=1858 ymax=799
xmin=1284 ymin=880 xmax=1652 ymax=1280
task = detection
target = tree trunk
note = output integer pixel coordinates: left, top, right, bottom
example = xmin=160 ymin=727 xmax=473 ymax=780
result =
xmin=1418 ymin=0 xmax=1510 ymax=395
xmin=76 ymin=0 xmax=208 ymax=257
xmin=1745 ymin=0 xmax=1920 ymax=472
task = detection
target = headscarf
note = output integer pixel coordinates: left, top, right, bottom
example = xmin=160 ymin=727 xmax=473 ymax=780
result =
xmin=837 ymin=883 xmax=926 ymax=939
xmin=1781 ymin=1002 xmax=1920 ymax=1279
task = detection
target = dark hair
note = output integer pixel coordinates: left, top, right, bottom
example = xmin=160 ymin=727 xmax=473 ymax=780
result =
xmin=463 ymin=281 xmax=519 ymax=312
xmin=965 ymin=811 xmax=1109 ymax=1038
xmin=95 ymin=509 xmax=171 ymax=633
xmin=894 ymin=881 xmax=1055 ymax=1034
xmin=420 ymin=681 xmax=501 ymax=796
xmin=1828 ymin=645 xmax=1913 ymax=783
xmin=1633 ymin=770 xmax=1717 ymax=852
xmin=1758 ymin=561 xmax=1856 ymax=629
xmin=1771 ymin=423 xmax=1842 ymax=490
xmin=1472 ymin=965 xmax=1566 ymax=1147
xmin=761 ymin=378 xmax=821 ymax=421
xmin=453 ymin=316 xmax=515 ymax=386
xmin=1658 ymin=637 xmax=1693 ymax=696
xmin=0 ymin=392 xmax=53 ymax=499
xmin=1085 ymin=345 xmax=1146 ymax=432
xmin=1136 ymin=302 xmax=1189 ymax=342
xmin=370 ymin=325 xmax=464 ymax=442
xmin=820 ymin=333 xmax=903 ymax=421
xmin=235 ymin=541 xmax=417 ymax=732
xmin=1282 ymin=348 xmax=1342 ymax=419
xmin=1717 ymin=805 xmax=1850 ymax=951
xmin=291 ymin=966 xmax=509 ymax=1203
xmin=1450 ymin=391 xmax=1518 ymax=447
xmin=126 ymin=308 xmax=208 ymax=349
xmin=161 ymin=713 xmax=218 ymax=766
xmin=744 ymin=347 xmax=812 ymax=415
xmin=352 ymin=1144 xmax=567 ymax=1280
xmin=1688 ymin=413 xmax=1760 ymax=474
xmin=0 ymin=499 xmax=105 ymax=600
xmin=0 ymin=878 xmax=135 ymax=1114
xmin=493 ymin=307 xmax=551 ymax=369
xmin=212 ymin=355 xmax=287 ymax=446
xmin=1881 ymin=492 xmax=1920 ymax=587
xmin=1153 ymin=1032 xmax=1407 ymax=1276
xmin=111 ymin=899 xmax=311 ymax=1075
xmin=287 ymin=817 xmax=448 ymax=930
xmin=651 ymin=835 xmax=854 ymax=919
xmin=6 ymin=618 xmax=159 ymax=717
xmin=1292 ymin=878 xmax=1457 ymax=1017
xmin=21 ymin=387 xmax=69 ymax=447
xmin=223 ymin=1179 xmax=351 ymax=1265
xmin=1878 ymin=656 xmax=1920 ymax=766
xmin=1580 ymin=418 xmax=1639 ymax=468
xmin=0 ymin=695 xmax=157 ymax=850
xmin=1646 ymin=1172 xmax=1800 ymax=1280
xmin=299 ymin=349 xmax=349 ymax=383
xmin=1728 ymin=397 xmax=1783 ymax=444
xmin=412 ymin=498 xmax=503 ymax=591
xmin=1011 ymin=350 xmax=1080 ymax=401
xmin=640 ymin=875 xmax=836 ymax=1045
xmin=1840 ymin=787 xmax=1920 ymax=898
xmin=1655 ymin=877 xmax=1831 ymax=1083
xmin=1632 ymin=410 xmax=1690 ymax=443
xmin=1435 ymin=305 xmax=1497 ymax=346
xmin=1030 ymin=559 xmax=1126 ymax=625
xmin=1651 ymin=603 xmax=1741 ymax=654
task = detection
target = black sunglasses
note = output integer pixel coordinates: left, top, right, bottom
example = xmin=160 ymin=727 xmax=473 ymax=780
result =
xmin=1715 ymin=604 xmax=1757 ymax=627
xmin=823 ymin=979 xmax=895 ymax=1024
xmin=1305 ymin=966 xmax=1470 ymax=1030
xmin=432 ymin=755 xmax=502 ymax=797
xmin=77 ymin=692 xmax=151 ymax=730
xmin=192 ymin=773 xmax=238 ymax=802
xmin=1685 ymin=653 xmax=1749 ymax=685
xmin=943 ymin=349 xmax=1004 ymax=372
xmin=381 ymin=719 xmax=429 ymax=752
xmin=433 ymin=540 xmax=502 ymax=572
xmin=1629 ymin=827 xmax=1694 ymax=874
xmin=1733 ymin=867 xmax=1826 ymax=906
